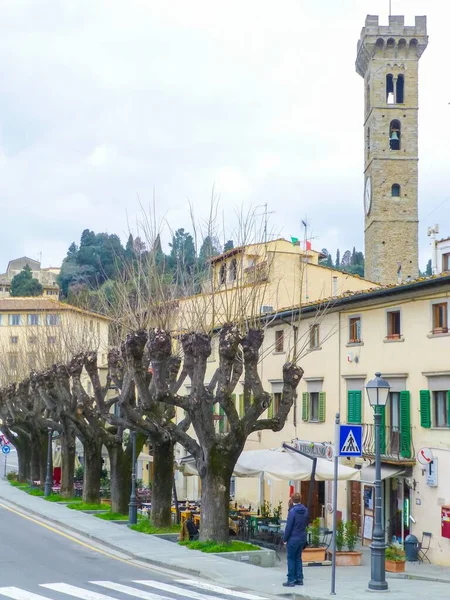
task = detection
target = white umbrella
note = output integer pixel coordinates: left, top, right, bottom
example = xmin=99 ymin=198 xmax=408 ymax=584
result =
xmin=180 ymin=447 xmax=359 ymax=481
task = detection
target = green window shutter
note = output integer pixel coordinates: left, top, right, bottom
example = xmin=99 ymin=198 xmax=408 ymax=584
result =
xmin=447 ymin=391 xmax=450 ymax=427
xmin=348 ymin=390 xmax=362 ymax=424
xmin=239 ymin=394 xmax=244 ymax=418
xmin=302 ymin=392 xmax=310 ymax=422
xmin=268 ymin=394 xmax=274 ymax=418
xmin=219 ymin=405 xmax=225 ymax=433
xmin=419 ymin=390 xmax=431 ymax=428
xmin=399 ymin=391 xmax=411 ymax=458
xmin=374 ymin=405 xmax=386 ymax=454
xmin=318 ymin=392 xmax=326 ymax=423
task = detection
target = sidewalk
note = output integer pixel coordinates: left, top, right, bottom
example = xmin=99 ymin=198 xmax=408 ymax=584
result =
xmin=1 ymin=480 xmax=450 ymax=600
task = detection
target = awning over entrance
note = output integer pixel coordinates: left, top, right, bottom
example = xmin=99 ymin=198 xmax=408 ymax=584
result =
xmin=359 ymin=464 xmax=405 ymax=484
xmin=179 ymin=448 xmax=360 ymax=482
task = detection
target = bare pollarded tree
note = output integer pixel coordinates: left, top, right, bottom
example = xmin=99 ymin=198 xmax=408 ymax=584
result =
xmin=106 ymin=324 xmax=302 ymax=542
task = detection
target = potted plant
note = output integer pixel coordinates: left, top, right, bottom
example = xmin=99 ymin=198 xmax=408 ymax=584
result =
xmin=385 ymin=545 xmax=406 ymax=573
xmin=273 ymin=501 xmax=283 ymax=523
xmin=333 ymin=520 xmax=362 ymax=566
xmin=302 ymin=518 xmax=327 ymax=562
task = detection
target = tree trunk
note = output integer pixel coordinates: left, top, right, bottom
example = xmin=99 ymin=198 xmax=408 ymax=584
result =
xmin=30 ymin=440 xmax=41 ymax=483
xmin=16 ymin=438 xmax=31 ymax=482
xmin=60 ymin=429 xmax=76 ymax=499
xmin=108 ymin=443 xmax=131 ymax=515
xmin=151 ymin=438 xmax=174 ymax=528
xmin=82 ymin=440 xmax=103 ymax=504
xmin=38 ymin=433 xmax=49 ymax=485
xmin=199 ymin=446 xmax=234 ymax=543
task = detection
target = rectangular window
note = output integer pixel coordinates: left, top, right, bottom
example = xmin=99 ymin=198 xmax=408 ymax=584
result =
xmin=387 ymin=310 xmax=401 ymax=338
xmin=46 ymin=314 xmax=59 ymax=326
xmin=349 ymin=316 xmax=361 ymax=343
xmin=432 ymin=303 xmax=448 ymax=334
xmin=47 ymin=336 xmax=56 ymax=345
xmin=310 ymin=392 xmax=319 ymax=422
xmin=389 ymin=391 xmax=401 ymax=454
xmin=273 ymin=392 xmax=282 ymax=414
xmin=27 ymin=314 xmax=40 ymax=326
xmin=310 ymin=324 xmax=320 ymax=349
xmin=433 ymin=391 xmax=449 ymax=428
xmin=275 ymin=330 xmax=284 ymax=353
xmin=9 ymin=354 xmax=18 ymax=370
xmin=443 ymin=253 xmax=450 ymax=272
xmin=8 ymin=314 xmax=21 ymax=326
xmin=28 ymin=353 xmax=37 ymax=369
xmin=10 ymin=336 xmax=18 ymax=344
xmin=28 ymin=336 xmax=37 ymax=345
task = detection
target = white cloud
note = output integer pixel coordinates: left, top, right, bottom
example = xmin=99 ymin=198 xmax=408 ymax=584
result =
xmin=0 ymin=0 xmax=448 ymax=272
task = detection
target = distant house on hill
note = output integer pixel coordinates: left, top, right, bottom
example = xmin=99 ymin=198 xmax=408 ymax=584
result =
xmin=0 ymin=257 xmax=60 ymax=298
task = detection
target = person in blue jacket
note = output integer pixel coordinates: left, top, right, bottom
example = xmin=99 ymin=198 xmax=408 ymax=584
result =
xmin=282 ymin=492 xmax=309 ymax=587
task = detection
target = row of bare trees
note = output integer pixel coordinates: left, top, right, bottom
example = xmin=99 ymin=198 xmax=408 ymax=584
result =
xmin=0 ymin=207 xmax=337 ymax=541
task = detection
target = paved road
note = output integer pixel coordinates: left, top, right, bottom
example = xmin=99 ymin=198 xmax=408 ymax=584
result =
xmin=0 ymin=504 xmax=267 ymax=600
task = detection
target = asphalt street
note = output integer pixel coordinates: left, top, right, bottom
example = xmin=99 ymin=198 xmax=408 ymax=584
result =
xmin=0 ymin=503 xmax=268 ymax=600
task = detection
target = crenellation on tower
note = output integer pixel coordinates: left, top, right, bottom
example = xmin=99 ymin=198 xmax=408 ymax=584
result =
xmin=356 ymin=15 xmax=428 ymax=285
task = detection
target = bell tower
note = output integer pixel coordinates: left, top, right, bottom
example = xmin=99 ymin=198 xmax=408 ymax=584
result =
xmin=356 ymin=15 xmax=428 ymax=284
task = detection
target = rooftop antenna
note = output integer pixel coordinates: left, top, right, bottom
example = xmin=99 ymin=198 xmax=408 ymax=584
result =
xmin=254 ymin=203 xmax=275 ymax=244
xmin=37 ymin=251 xmax=42 ymax=266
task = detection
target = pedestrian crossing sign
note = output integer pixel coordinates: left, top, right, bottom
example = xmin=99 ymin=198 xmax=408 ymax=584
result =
xmin=339 ymin=424 xmax=362 ymax=457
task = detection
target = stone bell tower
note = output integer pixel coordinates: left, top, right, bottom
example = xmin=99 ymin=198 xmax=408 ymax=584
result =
xmin=356 ymin=15 xmax=428 ymax=285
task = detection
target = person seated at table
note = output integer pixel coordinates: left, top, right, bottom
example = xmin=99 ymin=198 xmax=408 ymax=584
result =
xmin=186 ymin=517 xmax=199 ymax=540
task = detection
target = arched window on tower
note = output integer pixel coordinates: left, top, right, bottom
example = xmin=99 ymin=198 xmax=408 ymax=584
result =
xmin=396 ymin=74 xmax=404 ymax=104
xmin=386 ymin=74 xmax=395 ymax=104
xmin=391 ymin=184 xmax=401 ymax=197
xmin=389 ymin=120 xmax=401 ymax=150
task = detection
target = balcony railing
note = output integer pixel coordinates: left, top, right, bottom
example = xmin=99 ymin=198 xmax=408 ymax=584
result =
xmin=244 ymin=261 xmax=268 ymax=284
xmin=362 ymin=424 xmax=414 ymax=462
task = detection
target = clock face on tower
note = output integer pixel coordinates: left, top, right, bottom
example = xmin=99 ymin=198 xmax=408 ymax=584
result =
xmin=364 ymin=175 xmax=372 ymax=215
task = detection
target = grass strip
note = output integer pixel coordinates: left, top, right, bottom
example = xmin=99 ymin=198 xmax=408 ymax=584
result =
xmin=129 ymin=520 xmax=180 ymax=534
xmin=179 ymin=540 xmax=260 ymax=553
xmin=66 ymin=502 xmax=108 ymax=511
xmin=94 ymin=511 xmax=129 ymax=521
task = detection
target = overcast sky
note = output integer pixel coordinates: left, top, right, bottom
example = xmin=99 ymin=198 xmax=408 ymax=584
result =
xmin=0 ymin=0 xmax=448 ymax=271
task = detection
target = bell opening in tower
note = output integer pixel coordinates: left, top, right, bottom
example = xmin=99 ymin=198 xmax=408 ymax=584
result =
xmin=389 ymin=120 xmax=401 ymax=151
xmin=386 ymin=74 xmax=394 ymax=104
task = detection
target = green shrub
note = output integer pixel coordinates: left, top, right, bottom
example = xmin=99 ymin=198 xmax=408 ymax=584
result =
xmin=345 ymin=520 xmax=359 ymax=552
xmin=310 ymin=517 xmax=321 ymax=548
xmin=385 ymin=545 xmax=406 ymax=562
xmin=336 ymin=520 xmax=345 ymax=552
xmin=6 ymin=471 xmax=17 ymax=481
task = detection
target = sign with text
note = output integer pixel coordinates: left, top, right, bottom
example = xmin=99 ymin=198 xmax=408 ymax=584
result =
xmin=294 ymin=440 xmax=333 ymax=461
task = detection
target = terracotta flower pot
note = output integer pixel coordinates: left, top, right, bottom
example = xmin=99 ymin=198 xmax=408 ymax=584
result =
xmin=334 ymin=551 xmax=362 ymax=566
xmin=385 ymin=559 xmax=405 ymax=573
xmin=302 ymin=546 xmax=327 ymax=562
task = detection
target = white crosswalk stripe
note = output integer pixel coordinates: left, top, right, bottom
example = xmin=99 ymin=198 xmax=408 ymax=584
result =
xmin=0 ymin=579 xmax=268 ymax=600
xmin=91 ymin=582 xmax=171 ymax=600
xmin=176 ymin=580 xmax=267 ymax=600
xmin=40 ymin=583 xmax=118 ymax=600
xmin=134 ymin=580 xmax=264 ymax=600
xmin=0 ymin=588 xmax=51 ymax=600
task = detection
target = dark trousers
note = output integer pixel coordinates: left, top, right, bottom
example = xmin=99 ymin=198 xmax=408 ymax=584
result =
xmin=287 ymin=539 xmax=305 ymax=583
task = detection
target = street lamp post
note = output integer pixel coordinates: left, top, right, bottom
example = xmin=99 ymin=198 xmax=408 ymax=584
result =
xmin=44 ymin=428 xmax=53 ymax=497
xmin=365 ymin=372 xmax=390 ymax=592
xmin=128 ymin=430 xmax=137 ymax=525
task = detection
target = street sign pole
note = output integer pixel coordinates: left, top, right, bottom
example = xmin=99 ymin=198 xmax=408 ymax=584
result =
xmin=331 ymin=412 xmax=340 ymax=595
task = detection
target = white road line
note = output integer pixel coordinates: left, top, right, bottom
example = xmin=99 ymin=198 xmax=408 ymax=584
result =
xmin=91 ymin=582 xmax=171 ymax=599
xmin=134 ymin=580 xmax=236 ymax=600
xmin=0 ymin=589 xmax=50 ymax=600
xmin=176 ymin=580 xmax=268 ymax=600
xmin=40 ymin=583 xmax=118 ymax=600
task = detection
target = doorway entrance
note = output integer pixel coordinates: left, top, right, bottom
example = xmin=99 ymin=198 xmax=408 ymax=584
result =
xmin=301 ymin=480 xmax=325 ymax=521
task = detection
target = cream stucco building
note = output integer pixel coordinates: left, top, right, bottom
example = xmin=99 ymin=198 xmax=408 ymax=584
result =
xmin=176 ymin=273 xmax=450 ymax=565
xmin=0 ymin=297 xmax=110 ymax=385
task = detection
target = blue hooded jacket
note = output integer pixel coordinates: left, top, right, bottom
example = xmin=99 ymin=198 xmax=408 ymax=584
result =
xmin=283 ymin=503 xmax=309 ymax=544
